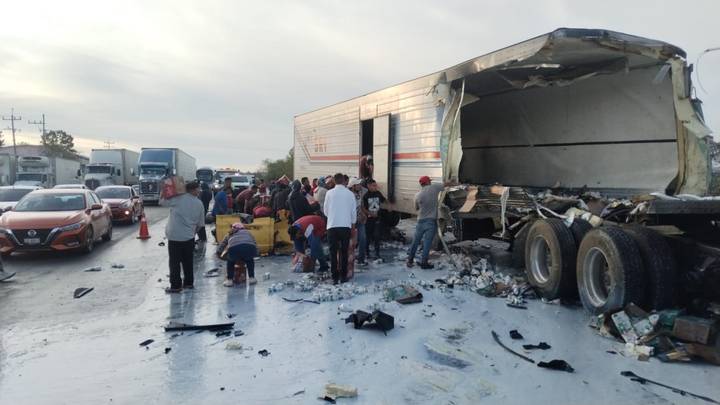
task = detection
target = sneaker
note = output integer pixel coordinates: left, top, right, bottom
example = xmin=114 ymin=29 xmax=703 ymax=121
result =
xmin=419 ymin=261 xmax=434 ymax=270
xmin=223 ymin=279 xmax=234 ymax=287
xmin=247 ymin=277 xmax=257 ymax=285
xmin=165 ymin=287 xmax=182 ymax=294
xmin=406 ymin=259 xmax=415 ymax=268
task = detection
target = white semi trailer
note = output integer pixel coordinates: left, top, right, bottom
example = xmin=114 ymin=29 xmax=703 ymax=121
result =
xmin=14 ymin=156 xmax=82 ymax=188
xmin=84 ymin=148 xmax=140 ymax=189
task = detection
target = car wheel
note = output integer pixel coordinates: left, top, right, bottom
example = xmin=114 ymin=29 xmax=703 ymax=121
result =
xmin=102 ymin=221 xmax=113 ymax=242
xmin=623 ymin=226 xmax=677 ymax=310
xmin=576 ymin=226 xmax=645 ymax=315
xmin=524 ymin=218 xmax=577 ymax=300
xmin=83 ymin=226 xmax=95 ymax=254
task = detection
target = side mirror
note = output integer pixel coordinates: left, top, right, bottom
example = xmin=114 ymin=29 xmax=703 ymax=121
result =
xmin=77 ymin=169 xmax=82 ymax=177
xmin=91 ymin=203 xmax=103 ymax=210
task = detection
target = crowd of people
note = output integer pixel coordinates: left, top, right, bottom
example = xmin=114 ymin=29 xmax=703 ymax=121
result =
xmin=161 ymin=168 xmax=446 ymax=292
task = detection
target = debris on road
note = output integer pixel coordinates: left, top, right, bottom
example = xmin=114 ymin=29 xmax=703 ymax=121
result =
xmin=509 ymin=330 xmax=524 ymax=340
xmin=83 ymin=266 xmax=102 ymax=272
xmin=139 ymin=339 xmax=154 ymax=347
xmin=282 ymin=297 xmax=320 ymax=304
xmin=258 ymin=349 xmax=270 ymax=357
xmin=225 ymin=341 xmax=244 ymax=351
xmin=537 ymin=359 xmax=574 ymax=373
xmin=491 ymin=330 xmax=534 ymax=363
xmin=620 ymin=371 xmax=720 ymax=404
xmin=673 ymin=316 xmax=718 ymax=345
xmin=164 ymin=347 xmax=171 ymax=354
xmin=73 ymin=287 xmax=94 ymax=299
xmin=163 ymin=321 xmax=234 ymax=332
xmin=234 ymin=330 xmax=244 ymax=337
xmin=204 ymin=268 xmax=219 ymax=277
xmin=321 ymin=384 xmax=358 ymax=401
xmin=111 ymin=263 xmax=125 ymax=269
xmin=385 ymin=285 xmax=423 ymax=304
xmin=523 ymin=342 xmax=551 ymax=350
xmin=215 ymin=330 xmax=232 ymax=337
xmin=345 ymin=310 xmax=394 ymax=335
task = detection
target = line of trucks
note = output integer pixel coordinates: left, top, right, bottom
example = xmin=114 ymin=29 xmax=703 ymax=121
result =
xmin=0 ymin=147 xmax=200 ymax=204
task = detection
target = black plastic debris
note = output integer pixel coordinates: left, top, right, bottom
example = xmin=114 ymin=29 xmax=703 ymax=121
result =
xmin=620 ymin=371 xmax=719 ymax=404
xmin=84 ymin=266 xmax=102 ymax=272
xmin=538 ymin=360 xmax=574 ymax=373
xmin=73 ymin=287 xmax=94 ymax=299
xmin=164 ymin=347 xmax=172 ymax=354
xmin=258 ymin=349 xmax=270 ymax=357
xmin=234 ymin=330 xmax=244 ymax=337
xmin=345 ymin=310 xmax=394 ymax=335
xmin=226 ymin=313 xmax=236 ymax=319
xmin=506 ymin=303 xmax=528 ymax=310
xmin=215 ymin=330 xmax=232 ymax=337
xmin=394 ymin=286 xmax=423 ymax=305
xmin=164 ymin=321 xmax=234 ymax=332
xmin=509 ymin=330 xmax=524 ymax=340
xmin=158 ymin=241 xmax=166 ymax=247
xmin=491 ymin=330 xmax=534 ymax=363
xmin=111 ymin=263 xmax=125 ymax=269
xmin=204 ymin=268 xmax=219 ymax=277
xmin=139 ymin=339 xmax=154 ymax=347
xmin=523 ymin=342 xmax=551 ymax=350
xmin=282 ymin=297 xmax=320 ymax=304
xmin=321 ymin=396 xmax=336 ymax=404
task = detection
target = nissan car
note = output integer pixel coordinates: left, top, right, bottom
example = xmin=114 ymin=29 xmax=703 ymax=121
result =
xmin=95 ymin=185 xmax=144 ymax=224
xmin=0 ymin=189 xmax=113 ymax=256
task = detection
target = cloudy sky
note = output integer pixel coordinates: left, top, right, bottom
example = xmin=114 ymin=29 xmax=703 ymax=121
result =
xmin=1 ymin=0 xmax=718 ymax=170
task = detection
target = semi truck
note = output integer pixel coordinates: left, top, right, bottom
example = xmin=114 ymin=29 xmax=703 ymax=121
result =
xmin=196 ymin=166 xmax=215 ymax=187
xmin=0 ymin=154 xmax=16 ymax=186
xmin=14 ymin=156 xmax=83 ymax=188
xmin=294 ymin=28 xmax=719 ymax=315
xmin=138 ymin=148 xmax=196 ymax=203
xmin=83 ymin=148 xmax=140 ymax=189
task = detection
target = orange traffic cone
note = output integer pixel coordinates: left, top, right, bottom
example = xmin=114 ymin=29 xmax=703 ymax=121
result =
xmin=137 ymin=214 xmax=151 ymax=240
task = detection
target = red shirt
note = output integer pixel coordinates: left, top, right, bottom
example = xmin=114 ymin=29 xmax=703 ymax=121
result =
xmin=293 ymin=215 xmax=326 ymax=238
xmin=253 ymin=206 xmax=272 ymax=218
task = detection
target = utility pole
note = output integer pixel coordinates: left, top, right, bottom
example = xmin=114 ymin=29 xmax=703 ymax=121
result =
xmin=28 ymin=113 xmax=47 ymax=140
xmin=2 ymin=108 xmax=21 ymax=161
xmin=103 ymin=140 xmax=115 ymax=149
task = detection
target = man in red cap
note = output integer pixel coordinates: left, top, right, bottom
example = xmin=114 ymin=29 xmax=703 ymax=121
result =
xmin=407 ymin=175 xmax=444 ymax=269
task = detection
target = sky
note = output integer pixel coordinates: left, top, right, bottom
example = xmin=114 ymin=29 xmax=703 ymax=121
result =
xmin=0 ymin=0 xmax=719 ymax=171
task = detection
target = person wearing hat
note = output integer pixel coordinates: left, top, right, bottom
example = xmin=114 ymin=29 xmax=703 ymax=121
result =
xmin=288 ymin=214 xmax=328 ymax=273
xmin=271 ymin=175 xmax=291 ymax=218
xmin=161 ymin=181 xmax=207 ymax=293
xmin=217 ymin=222 xmax=258 ymax=286
xmin=407 ymin=176 xmax=445 ymax=269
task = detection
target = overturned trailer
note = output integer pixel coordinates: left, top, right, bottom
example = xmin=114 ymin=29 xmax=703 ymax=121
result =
xmin=294 ymin=28 xmax=718 ymax=315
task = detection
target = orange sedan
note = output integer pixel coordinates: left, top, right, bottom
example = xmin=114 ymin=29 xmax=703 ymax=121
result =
xmin=95 ymin=185 xmax=144 ymax=224
xmin=0 ymin=189 xmax=113 ymax=256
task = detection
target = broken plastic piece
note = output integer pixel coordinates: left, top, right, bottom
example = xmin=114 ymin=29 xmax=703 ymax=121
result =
xmin=506 ymin=303 xmax=528 ymax=310
xmin=491 ymin=330 xmax=534 ymax=363
xmin=509 ymin=330 xmax=524 ymax=340
xmin=225 ymin=341 xmax=243 ymax=351
xmin=620 ymin=371 xmax=719 ymax=404
xmin=204 ymin=268 xmax=219 ymax=277
xmin=215 ymin=330 xmax=232 ymax=337
xmin=234 ymin=330 xmax=244 ymax=337
xmin=322 ymin=383 xmax=358 ymax=400
xmin=111 ymin=263 xmax=125 ymax=269
xmin=164 ymin=347 xmax=171 ymax=354
xmin=523 ymin=342 xmax=551 ymax=350
xmin=139 ymin=339 xmax=154 ymax=347
xmin=344 ymin=310 xmax=394 ymax=335
xmin=258 ymin=349 xmax=270 ymax=357
xmin=83 ymin=266 xmax=102 ymax=272
xmin=164 ymin=321 xmax=234 ymax=332
xmin=158 ymin=241 xmax=166 ymax=247
xmin=73 ymin=287 xmax=94 ymax=299
xmin=538 ymin=359 xmax=574 ymax=373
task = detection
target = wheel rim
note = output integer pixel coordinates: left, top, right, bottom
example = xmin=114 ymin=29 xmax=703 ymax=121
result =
xmin=529 ymin=235 xmax=552 ymax=284
xmin=583 ymin=247 xmax=612 ymax=307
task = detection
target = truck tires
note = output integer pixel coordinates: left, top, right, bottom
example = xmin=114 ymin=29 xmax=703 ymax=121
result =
xmin=511 ymin=221 xmax=532 ymax=269
xmin=576 ymin=227 xmax=644 ymax=315
xmin=623 ymin=226 xmax=676 ymax=310
xmin=524 ymin=219 xmax=577 ymax=300
xmin=570 ymin=219 xmax=593 ymax=245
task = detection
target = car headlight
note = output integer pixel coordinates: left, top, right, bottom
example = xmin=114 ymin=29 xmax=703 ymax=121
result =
xmin=58 ymin=222 xmax=85 ymax=232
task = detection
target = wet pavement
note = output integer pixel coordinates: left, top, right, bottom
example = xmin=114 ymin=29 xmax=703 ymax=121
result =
xmin=0 ymin=211 xmax=718 ymax=404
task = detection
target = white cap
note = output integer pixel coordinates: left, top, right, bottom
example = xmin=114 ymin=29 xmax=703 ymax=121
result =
xmin=348 ymin=177 xmax=362 ymax=187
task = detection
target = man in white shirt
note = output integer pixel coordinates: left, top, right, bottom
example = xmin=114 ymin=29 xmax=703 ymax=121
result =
xmin=323 ymin=173 xmax=357 ymax=284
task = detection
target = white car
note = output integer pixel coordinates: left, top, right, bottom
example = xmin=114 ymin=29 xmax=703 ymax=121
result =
xmin=0 ymin=185 xmax=42 ymax=212
xmin=53 ymin=184 xmax=88 ymax=190
xmin=228 ymin=175 xmax=254 ymax=193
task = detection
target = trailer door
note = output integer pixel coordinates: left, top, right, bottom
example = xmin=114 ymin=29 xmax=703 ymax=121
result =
xmin=373 ymin=114 xmax=393 ymax=199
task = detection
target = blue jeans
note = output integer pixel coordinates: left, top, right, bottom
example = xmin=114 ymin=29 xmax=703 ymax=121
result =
xmin=408 ymin=218 xmax=437 ymax=263
xmin=226 ymin=243 xmax=257 ymax=279
xmin=294 ymin=235 xmax=328 ymax=272
xmin=356 ymin=223 xmax=367 ymax=262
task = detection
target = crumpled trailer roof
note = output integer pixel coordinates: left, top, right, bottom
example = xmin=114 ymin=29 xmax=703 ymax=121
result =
xmin=295 ymin=28 xmax=712 ymax=215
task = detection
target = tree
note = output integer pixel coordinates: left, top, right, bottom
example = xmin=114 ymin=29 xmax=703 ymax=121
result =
xmin=261 ymin=148 xmax=294 ymax=181
xmin=42 ymin=130 xmax=77 ymax=158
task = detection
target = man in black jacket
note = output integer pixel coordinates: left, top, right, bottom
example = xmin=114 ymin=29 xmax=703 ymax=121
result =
xmin=288 ymin=180 xmax=316 ymax=221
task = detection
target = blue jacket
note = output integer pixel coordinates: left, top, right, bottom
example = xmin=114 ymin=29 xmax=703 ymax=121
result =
xmin=212 ymin=190 xmax=230 ymax=215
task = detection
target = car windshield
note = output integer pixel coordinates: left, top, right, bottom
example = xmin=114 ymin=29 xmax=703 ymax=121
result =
xmin=197 ymin=170 xmax=214 ymax=182
xmin=0 ymin=189 xmax=33 ymax=202
xmin=54 ymin=185 xmax=83 ymax=189
xmin=88 ymin=165 xmax=113 ymax=174
xmin=230 ymin=176 xmax=249 ymax=183
xmin=96 ymin=188 xmax=131 ymax=199
xmin=14 ymin=193 xmax=86 ymax=212
xmin=17 ymin=173 xmax=43 ymax=181
xmin=140 ymin=166 xmax=166 ymax=176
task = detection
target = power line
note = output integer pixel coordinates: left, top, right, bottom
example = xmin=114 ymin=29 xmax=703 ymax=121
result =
xmin=2 ymin=108 xmax=22 ymax=161
xmin=28 ymin=113 xmax=47 ymax=139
